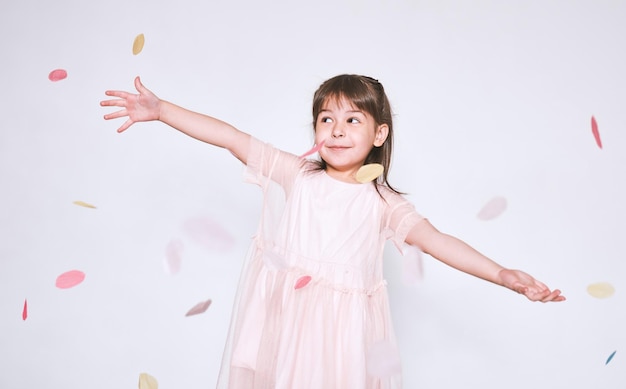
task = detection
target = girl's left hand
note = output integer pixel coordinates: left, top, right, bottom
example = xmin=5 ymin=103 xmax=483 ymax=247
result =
xmin=498 ymin=269 xmax=566 ymax=302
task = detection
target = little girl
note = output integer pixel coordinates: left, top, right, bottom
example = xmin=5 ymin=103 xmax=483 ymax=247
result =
xmin=101 ymin=74 xmax=565 ymax=389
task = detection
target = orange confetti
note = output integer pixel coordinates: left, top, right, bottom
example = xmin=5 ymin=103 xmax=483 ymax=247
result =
xmin=133 ymin=33 xmax=145 ymax=55
xmin=48 ymin=69 xmax=67 ymax=82
xmin=356 ymin=163 xmax=384 ymax=183
xmin=591 ymin=115 xmax=602 ymax=149
xmin=73 ymin=200 xmax=96 ymax=209
xmin=587 ymin=282 xmax=615 ymax=298
xmin=138 ymin=372 xmax=158 ymax=389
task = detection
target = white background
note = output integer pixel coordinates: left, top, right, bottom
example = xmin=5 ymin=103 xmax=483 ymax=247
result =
xmin=1 ymin=0 xmax=624 ymax=388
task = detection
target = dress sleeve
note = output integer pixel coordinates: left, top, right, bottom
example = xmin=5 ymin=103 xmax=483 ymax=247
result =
xmin=381 ymin=190 xmax=425 ymax=253
xmin=243 ymin=136 xmax=304 ymax=194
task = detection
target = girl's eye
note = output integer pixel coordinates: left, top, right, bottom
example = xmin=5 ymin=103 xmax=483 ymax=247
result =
xmin=320 ymin=117 xmax=332 ymax=123
xmin=348 ymin=117 xmax=360 ymax=124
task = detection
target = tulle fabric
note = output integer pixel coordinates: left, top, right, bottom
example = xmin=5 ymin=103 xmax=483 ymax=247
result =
xmin=216 ymin=137 xmax=424 ymax=388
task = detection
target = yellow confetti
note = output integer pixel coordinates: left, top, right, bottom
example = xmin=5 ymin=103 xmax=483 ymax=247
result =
xmin=587 ymin=282 xmax=615 ymax=299
xmin=138 ymin=373 xmax=158 ymax=389
xmin=133 ymin=33 xmax=145 ymax=55
xmin=356 ymin=163 xmax=384 ymax=183
xmin=73 ymin=200 xmax=96 ymax=209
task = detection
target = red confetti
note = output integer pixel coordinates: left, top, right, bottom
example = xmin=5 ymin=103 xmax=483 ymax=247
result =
xmin=299 ymin=140 xmax=325 ymax=158
xmin=22 ymin=299 xmax=28 ymax=321
xmin=55 ymin=270 xmax=85 ymax=289
xmin=477 ymin=196 xmax=507 ymax=220
xmin=294 ymin=275 xmax=312 ymax=289
xmin=591 ymin=115 xmax=602 ymax=149
xmin=182 ymin=217 xmax=235 ymax=251
xmin=185 ymin=299 xmax=212 ymax=317
xmin=164 ymin=239 xmax=183 ymax=275
xmin=48 ymin=69 xmax=67 ymax=82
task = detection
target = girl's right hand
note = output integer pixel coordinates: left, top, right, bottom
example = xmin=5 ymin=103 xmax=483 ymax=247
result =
xmin=100 ymin=76 xmax=161 ymax=133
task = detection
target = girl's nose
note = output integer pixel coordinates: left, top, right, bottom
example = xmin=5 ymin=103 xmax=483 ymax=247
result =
xmin=331 ymin=123 xmax=345 ymax=138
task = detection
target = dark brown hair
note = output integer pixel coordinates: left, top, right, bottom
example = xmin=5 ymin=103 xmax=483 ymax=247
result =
xmin=311 ymin=74 xmax=401 ymax=195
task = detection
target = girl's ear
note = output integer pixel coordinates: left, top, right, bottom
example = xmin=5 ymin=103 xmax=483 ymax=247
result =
xmin=373 ymin=124 xmax=389 ymax=147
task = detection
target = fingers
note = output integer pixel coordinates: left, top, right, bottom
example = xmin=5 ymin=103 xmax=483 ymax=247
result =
xmin=102 ymin=108 xmax=128 ymax=121
xmin=542 ymin=289 xmax=565 ymax=303
xmin=117 ymin=119 xmax=133 ymax=133
xmin=134 ymin=76 xmax=144 ymax=92
xmin=524 ymin=287 xmax=565 ymax=303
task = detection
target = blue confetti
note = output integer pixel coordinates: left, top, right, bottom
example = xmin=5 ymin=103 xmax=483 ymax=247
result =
xmin=605 ymin=350 xmax=616 ymax=365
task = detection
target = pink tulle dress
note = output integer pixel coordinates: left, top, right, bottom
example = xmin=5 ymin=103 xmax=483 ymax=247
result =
xmin=216 ymin=137 xmax=424 ymax=388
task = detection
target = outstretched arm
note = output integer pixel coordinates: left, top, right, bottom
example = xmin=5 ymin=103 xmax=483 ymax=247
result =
xmin=406 ymin=220 xmax=565 ymax=302
xmin=100 ymin=76 xmax=251 ymax=164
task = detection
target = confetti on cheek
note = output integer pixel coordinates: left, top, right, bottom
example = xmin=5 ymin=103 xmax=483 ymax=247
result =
xmin=299 ymin=140 xmax=325 ymax=158
xmin=356 ymin=163 xmax=384 ymax=183
xmin=55 ymin=270 xmax=85 ymax=289
xmin=294 ymin=275 xmax=312 ymax=289
xmin=587 ymin=282 xmax=615 ymax=298
xmin=182 ymin=217 xmax=235 ymax=251
xmin=48 ymin=69 xmax=67 ymax=82
xmin=366 ymin=340 xmax=402 ymax=378
xmin=133 ymin=33 xmax=145 ymax=55
xmin=606 ymin=350 xmax=616 ymax=365
xmin=164 ymin=239 xmax=183 ymax=275
xmin=22 ymin=299 xmax=28 ymax=321
xmin=477 ymin=196 xmax=507 ymax=220
xmin=591 ymin=116 xmax=602 ymax=149
xmin=185 ymin=298 xmax=212 ymax=317
xmin=138 ymin=372 xmax=158 ymax=389
xmin=73 ymin=200 xmax=97 ymax=209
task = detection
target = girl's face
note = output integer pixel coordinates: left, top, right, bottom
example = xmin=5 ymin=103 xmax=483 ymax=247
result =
xmin=315 ymin=96 xmax=388 ymax=183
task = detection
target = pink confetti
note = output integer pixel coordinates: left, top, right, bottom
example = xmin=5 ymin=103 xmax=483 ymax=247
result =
xmin=591 ymin=115 xmax=602 ymax=149
xmin=55 ymin=270 xmax=85 ymax=289
xmin=477 ymin=196 xmax=507 ymax=220
xmin=48 ymin=69 xmax=67 ymax=82
xmin=164 ymin=239 xmax=183 ymax=275
xmin=294 ymin=275 xmax=312 ymax=289
xmin=366 ymin=340 xmax=402 ymax=378
xmin=182 ymin=217 xmax=235 ymax=251
xmin=185 ymin=299 xmax=212 ymax=317
xmin=22 ymin=299 xmax=28 ymax=321
xmin=299 ymin=140 xmax=325 ymax=158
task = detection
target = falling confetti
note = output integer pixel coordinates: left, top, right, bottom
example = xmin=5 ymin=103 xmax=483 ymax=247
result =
xmin=366 ymin=340 xmax=402 ymax=378
xmin=138 ymin=372 xmax=158 ymax=389
xmin=22 ymin=299 xmax=28 ymax=321
xmin=477 ymin=196 xmax=507 ymax=220
xmin=299 ymin=140 xmax=325 ymax=158
xmin=587 ymin=282 xmax=615 ymax=298
xmin=164 ymin=239 xmax=183 ymax=275
xmin=133 ymin=33 xmax=145 ymax=55
xmin=73 ymin=200 xmax=96 ymax=209
xmin=48 ymin=69 xmax=67 ymax=82
xmin=55 ymin=270 xmax=85 ymax=289
xmin=591 ymin=115 xmax=602 ymax=149
xmin=294 ymin=275 xmax=312 ymax=289
xmin=182 ymin=217 xmax=235 ymax=251
xmin=185 ymin=298 xmax=212 ymax=317
xmin=606 ymin=350 xmax=616 ymax=365
xmin=356 ymin=163 xmax=384 ymax=183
